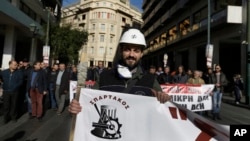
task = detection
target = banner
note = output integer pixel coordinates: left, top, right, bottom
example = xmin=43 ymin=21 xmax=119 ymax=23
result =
xmin=70 ymin=81 xmax=77 ymax=102
xmin=161 ymin=84 xmax=214 ymax=112
xmin=73 ymin=88 xmax=229 ymax=141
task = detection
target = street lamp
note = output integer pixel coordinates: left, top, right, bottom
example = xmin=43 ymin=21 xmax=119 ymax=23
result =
xmin=29 ymin=23 xmax=39 ymax=35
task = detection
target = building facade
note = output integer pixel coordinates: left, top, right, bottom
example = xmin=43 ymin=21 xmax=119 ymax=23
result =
xmin=61 ymin=0 xmax=143 ymax=68
xmin=141 ymin=0 xmax=245 ymax=94
xmin=0 ymin=0 xmax=54 ymax=69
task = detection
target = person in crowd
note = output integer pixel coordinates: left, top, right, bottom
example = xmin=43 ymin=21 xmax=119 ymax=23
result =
xmin=86 ymin=65 xmax=94 ymax=81
xmin=157 ymin=66 xmax=173 ymax=84
xmin=186 ymin=69 xmax=193 ymax=79
xmin=26 ymin=61 xmax=48 ymax=121
xmin=0 ymin=60 xmax=23 ymax=124
xmin=186 ymin=70 xmax=206 ymax=116
xmin=211 ymin=64 xmax=228 ymax=120
xmin=203 ymin=67 xmax=213 ymax=84
xmin=70 ymin=65 xmax=78 ymax=81
xmin=156 ymin=66 xmax=164 ymax=76
xmin=69 ymin=28 xmax=171 ymax=114
xmin=233 ymin=74 xmax=244 ymax=105
xmin=47 ymin=64 xmax=59 ymax=110
xmin=18 ymin=61 xmax=23 ymax=69
xmin=186 ymin=70 xmax=205 ymax=85
xmin=148 ymin=65 xmax=158 ymax=78
xmin=20 ymin=58 xmax=32 ymax=118
xmin=55 ymin=63 xmax=70 ymax=115
xmin=40 ymin=62 xmax=49 ymax=74
xmin=92 ymin=61 xmax=106 ymax=81
xmin=173 ymin=65 xmax=188 ymax=84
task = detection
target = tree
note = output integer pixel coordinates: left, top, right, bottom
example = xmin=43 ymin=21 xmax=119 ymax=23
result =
xmin=49 ymin=24 xmax=88 ymax=64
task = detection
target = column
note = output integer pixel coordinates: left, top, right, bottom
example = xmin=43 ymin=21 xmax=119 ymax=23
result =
xmin=29 ymin=37 xmax=37 ymax=63
xmin=1 ymin=26 xmax=16 ymax=69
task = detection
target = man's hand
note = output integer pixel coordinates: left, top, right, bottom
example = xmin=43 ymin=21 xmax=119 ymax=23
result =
xmin=68 ymin=99 xmax=82 ymax=114
xmin=151 ymin=89 xmax=171 ymax=103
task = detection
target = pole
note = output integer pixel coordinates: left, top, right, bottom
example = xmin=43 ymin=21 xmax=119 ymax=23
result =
xmin=207 ymin=0 xmax=211 ymax=45
xmin=246 ymin=0 xmax=250 ymax=104
xmin=45 ymin=8 xmax=50 ymax=46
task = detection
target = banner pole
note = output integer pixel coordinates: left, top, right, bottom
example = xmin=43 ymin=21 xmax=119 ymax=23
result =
xmin=69 ymin=62 xmax=88 ymax=141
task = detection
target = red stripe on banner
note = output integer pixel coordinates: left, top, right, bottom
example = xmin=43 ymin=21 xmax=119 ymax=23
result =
xmin=169 ymin=107 xmax=178 ymax=119
xmin=194 ymin=118 xmax=229 ymax=140
xmin=195 ymin=132 xmax=212 ymax=141
xmin=178 ymin=108 xmax=187 ymax=120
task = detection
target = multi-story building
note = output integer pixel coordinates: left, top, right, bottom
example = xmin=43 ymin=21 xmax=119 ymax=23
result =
xmin=0 ymin=0 xmax=55 ymax=69
xmin=61 ymin=0 xmax=143 ymax=67
xmin=141 ymin=0 xmax=245 ymax=92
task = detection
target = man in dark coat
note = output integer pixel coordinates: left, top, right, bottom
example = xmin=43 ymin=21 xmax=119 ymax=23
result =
xmin=1 ymin=60 xmax=23 ymax=124
xmin=26 ymin=61 xmax=47 ymax=121
xmin=55 ymin=63 xmax=70 ymax=115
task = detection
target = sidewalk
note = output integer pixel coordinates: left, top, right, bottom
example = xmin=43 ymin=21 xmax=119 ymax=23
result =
xmin=222 ymin=93 xmax=250 ymax=109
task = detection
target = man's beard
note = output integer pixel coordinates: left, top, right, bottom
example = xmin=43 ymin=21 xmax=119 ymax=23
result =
xmin=123 ymin=57 xmax=139 ymax=70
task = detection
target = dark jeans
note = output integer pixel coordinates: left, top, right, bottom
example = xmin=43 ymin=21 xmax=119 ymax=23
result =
xmin=3 ymin=91 xmax=18 ymax=121
xmin=49 ymin=83 xmax=57 ymax=109
xmin=234 ymin=87 xmax=241 ymax=102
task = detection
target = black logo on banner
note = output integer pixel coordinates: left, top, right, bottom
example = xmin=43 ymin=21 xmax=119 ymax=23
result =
xmin=91 ymin=104 xmax=122 ymax=139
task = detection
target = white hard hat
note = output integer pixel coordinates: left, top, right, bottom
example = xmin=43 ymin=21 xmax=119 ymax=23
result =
xmin=119 ymin=28 xmax=146 ymax=48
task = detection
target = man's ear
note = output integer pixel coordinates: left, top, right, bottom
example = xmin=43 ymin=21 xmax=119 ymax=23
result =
xmin=140 ymin=53 xmax=143 ymax=58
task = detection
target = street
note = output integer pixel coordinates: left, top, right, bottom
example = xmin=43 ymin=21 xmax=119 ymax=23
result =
xmin=0 ymin=94 xmax=250 ymax=141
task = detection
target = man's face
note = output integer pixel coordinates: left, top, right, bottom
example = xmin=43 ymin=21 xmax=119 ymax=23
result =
xmin=59 ymin=64 xmax=65 ymax=71
xmin=121 ymin=44 xmax=143 ymax=68
xmin=10 ymin=61 xmax=18 ymax=70
xmin=53 ymin=64 xmax=59 ymax=70
xmin=98 ymin=62 xmax=103 ymax=69
xmin=34 ymin=62 xmax=41 ymax=70
xmin=164 ymin=67 xmax=170 ymax=73
xmin=149 ymin=68 xmax=156 ymax=74
xmin=215 ymin=66 xmax=221 ymax=72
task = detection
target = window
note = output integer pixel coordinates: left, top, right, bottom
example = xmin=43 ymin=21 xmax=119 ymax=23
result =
xmin=110 ymin=36 xmax=113 ymax=43
xmin=110 ymin=25 xmax=114 ymax=31
xmin=101 ymin=12 xmax=105 ymax=18
xmin=109 ymin=48 xmax=113 ymax=55
xmin=90 ymin=47 xmax=94 ymax=54
xmin=92 ymin=24 xmax=96 ymax=30
xmin=82 ymin=14 xmax=86 ymax=20
xmin=99 ymin=46 xmax=104 ymax=54
xmin=100 ymin=35 xmax=105 ymax=42
xmin=122 ymin=17 xmax=126 ymax=22
xmin=101 ymin=24 xmax=105 ymax=31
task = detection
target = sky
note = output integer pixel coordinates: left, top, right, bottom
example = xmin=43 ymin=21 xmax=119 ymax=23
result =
xmin=62 ymin=0 xmax=143 ymax=10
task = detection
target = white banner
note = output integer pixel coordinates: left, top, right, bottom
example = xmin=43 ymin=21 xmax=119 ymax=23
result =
xmin=73 ymin=88 xmax=229 ymax=141
xmin=161 ymin=84 xmax=214 ymax=112
xmin=70 ymin=81 xmax=77 ymax=103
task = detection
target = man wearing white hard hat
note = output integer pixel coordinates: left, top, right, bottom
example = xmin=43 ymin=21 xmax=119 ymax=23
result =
xmin=69 ymin=28 xmax=171 ymax=114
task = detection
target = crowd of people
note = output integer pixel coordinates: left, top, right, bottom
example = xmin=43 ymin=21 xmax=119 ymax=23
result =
xmin=0 ymin=59 xmax=78 ymax=124
xmin=69 ymin=28 xmax=243 ymax=122
xmin=0 ymin=28 xmax=244 ymax=126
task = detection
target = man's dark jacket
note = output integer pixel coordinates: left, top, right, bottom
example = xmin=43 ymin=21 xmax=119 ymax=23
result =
xmin=54 ymin=70 xmax=70 ymax=95
xmin=26 ymin=69 xmax=48 ymax=94
xmin=1 ymin=69 xmax=23 ymax=92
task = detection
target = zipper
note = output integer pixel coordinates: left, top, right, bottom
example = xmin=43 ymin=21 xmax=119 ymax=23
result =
xmin=124 ymin=80 xmax=128 ymax=88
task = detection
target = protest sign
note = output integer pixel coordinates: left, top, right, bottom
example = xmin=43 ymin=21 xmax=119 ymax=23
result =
xmin=161 ymin=84 xmax=214 ymax=111
xmin=72 ymin=88 xmax=229 ymax=141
